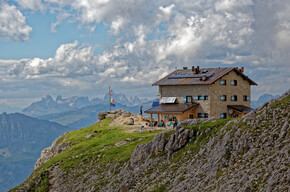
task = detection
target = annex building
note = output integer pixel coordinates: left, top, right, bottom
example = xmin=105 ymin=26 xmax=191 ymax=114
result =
xmin=145 ymin=66 xmax=257 ymax=123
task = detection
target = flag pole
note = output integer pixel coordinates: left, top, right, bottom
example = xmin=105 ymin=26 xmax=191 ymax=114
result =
xmin=109 ymin=86 xmax=111 ymax=111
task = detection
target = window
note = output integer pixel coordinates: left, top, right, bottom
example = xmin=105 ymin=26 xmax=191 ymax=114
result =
xmin=184 ymin=96 xmax=193 ymax=103
xmin=169 ymin=115 xmax=177 ymax=121
xmin=220 ymin=95 xmax=227 ymax=101
xmin=231 ymin=80 xmax=237 ymax=86
xmin=198 ymin=113 xmax=208 ymax=118
xmin=189 ymin=114 xmax=194 ymax=119
xmin=220 ymin=113 xmax=227 ymax=119
xmin=186 ymin=96 xmax=193 ymax=103
xmin=194 ymin=96 xmax=200 ymax=100
xmin=243 ymin=95 xmax=250 ymax=101
xmin=200 ymin=95 xmax=208 ymax=100
xmin=231 ymin=95 xmax=237 ymax=101
xmin=220 ymin=80 xmax=226 ymax=85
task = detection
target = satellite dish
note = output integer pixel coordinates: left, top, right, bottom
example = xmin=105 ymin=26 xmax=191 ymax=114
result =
xmin=228 ymin=109 xmax=233 ymax=114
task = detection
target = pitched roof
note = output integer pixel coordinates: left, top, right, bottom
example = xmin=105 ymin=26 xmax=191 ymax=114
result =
xmin=153 ymin=67 xmax=257 ymax=86
xmin=145 ymin=103 xmax=199 ymax=114
xmin=227 ymin=105 xmax=253 ymax=112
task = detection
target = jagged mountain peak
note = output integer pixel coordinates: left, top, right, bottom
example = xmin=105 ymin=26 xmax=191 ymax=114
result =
xmin=56 ymin=95 xmax=63 ymax=102
xmin=22 ymin=92 xmax=149 ymax=117
xmin=43 ymin=95 xmax=53 ymax=101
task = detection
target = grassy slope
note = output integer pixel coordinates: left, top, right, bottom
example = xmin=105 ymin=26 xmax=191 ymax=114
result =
xmin=11 ymin=118 xmax=164 ymax=191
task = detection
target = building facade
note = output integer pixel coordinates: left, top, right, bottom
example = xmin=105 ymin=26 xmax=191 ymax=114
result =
xmin=145 ymin=66 xmax=257 ymax=123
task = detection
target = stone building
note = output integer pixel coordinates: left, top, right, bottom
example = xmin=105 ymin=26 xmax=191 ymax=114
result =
xmin=145 ymin=66 xmax=257 ymax=123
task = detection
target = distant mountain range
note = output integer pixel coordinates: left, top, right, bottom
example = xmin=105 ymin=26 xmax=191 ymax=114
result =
xmin=22 ymin=91 xmax=149 ymax=117
xmin=38 ymin=101 xmax=154 ymax=129
xmin=0 ymin=112 xmax=72 ymax=192
xmin=251 ymin=94 xmax=279 ymax=109
xmin=22 ymin=92 xmax=281 ymax=128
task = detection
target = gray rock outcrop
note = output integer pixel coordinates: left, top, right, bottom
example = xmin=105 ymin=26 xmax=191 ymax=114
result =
xmin=98 ymin=110 xmax=132 ymax=121
xmin=34 ymin=134 xmax=71 ymax=169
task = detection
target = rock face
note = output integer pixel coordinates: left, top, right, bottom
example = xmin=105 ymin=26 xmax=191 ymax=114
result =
xmin=131 ymin=128 xmax=195 ymax=166
xmin=98 ymin=109 xmax=131 ymax=121
xmin=34 ymin=134 xmax=71 ymax=169
xmin=11 ymin=90 xmax=290 ymax=192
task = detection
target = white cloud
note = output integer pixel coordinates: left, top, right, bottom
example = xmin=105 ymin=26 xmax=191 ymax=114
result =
xmin=159 ymin=4 xmax=175 ymax=19
xmin=0 ymin=3 xmax=32 ymax=41
xmin=14 ymin=0 xmax=45 ymax=11
xmin=110 ymin=16 xmax=126 ymax=35
xmin=1 ymin=0 xmax=290 ymax=108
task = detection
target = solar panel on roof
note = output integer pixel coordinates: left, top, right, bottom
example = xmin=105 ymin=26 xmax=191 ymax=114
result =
xmin=160 ymin=97 xmax=177 ymax=103
xmin=168 ymin=74 xmax=213 ymax=79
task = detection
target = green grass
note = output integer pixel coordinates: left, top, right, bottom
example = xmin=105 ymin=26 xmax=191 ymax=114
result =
xmin=40 ymin=118 xmax=163 ymax=170
xmin=10 ymin=117 xmax=242 ymax=191
xmin=269 ymin=95 xmax=290 ymax=109
xmin=11 ymin=118 xmax=164 ymax=191
xmin=150 ymin=184 xmax=166 ymax=192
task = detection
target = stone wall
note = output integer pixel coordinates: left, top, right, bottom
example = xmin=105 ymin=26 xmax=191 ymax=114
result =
xmin=159 ymin=85 xmax=210 ymax=118
xmin=209 ymin=70 xmax=251 ymax=118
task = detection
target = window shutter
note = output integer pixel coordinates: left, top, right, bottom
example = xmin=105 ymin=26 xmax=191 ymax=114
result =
xmin=183 ymin=96 xmax=186 ymax=103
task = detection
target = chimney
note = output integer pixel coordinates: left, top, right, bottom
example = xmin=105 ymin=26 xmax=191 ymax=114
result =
xmin=183 ymin=67 xmax=188 ymax=70
xmin=197 ymin=66 xmax=200 ymax=74
xmin=192 ymin=66 xmax=195 ymax=71
xmin=240 ymin=67 xmax=244 ymax=72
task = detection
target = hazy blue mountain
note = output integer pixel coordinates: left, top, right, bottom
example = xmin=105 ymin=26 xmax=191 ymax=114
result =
xmin=104 ymin=91 xmax=149 ymax=107
xmin=0 ymin=112 xmax=72 ymax=192
xmin=39 ymin=100 xmax=154 ymax=129
xmin=22 ymin=92 xmax=149 ymax=117
xmin=22 ymin=95 xmax=93 ymax=117
xmin=251 ymin=94 xmax=279 ymax=109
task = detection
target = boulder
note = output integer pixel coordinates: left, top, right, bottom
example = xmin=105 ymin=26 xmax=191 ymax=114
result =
xmin=106 ymin=114 xmax=117 ymax=119
xmin=122 ymin=111 xmax=131 ymax=117
xmin=127 ymin=118 xmax=134 ymax=125
xmin=98 ymin=111 xmax=108 ymax=120
xmin=85 ymin=135 xmax=93 ymax=139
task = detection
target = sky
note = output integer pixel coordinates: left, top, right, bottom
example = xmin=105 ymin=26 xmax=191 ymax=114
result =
xmin=0 ymin=0 xmax=289 ymax=112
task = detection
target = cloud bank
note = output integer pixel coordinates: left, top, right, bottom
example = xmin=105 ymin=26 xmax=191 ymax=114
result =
xmin=0 ymin=0 xmax=289 ymax=107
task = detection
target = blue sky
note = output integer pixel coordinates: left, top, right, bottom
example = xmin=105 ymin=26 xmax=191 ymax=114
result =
xmin=0 ymin=0 xmax=290 ymax=112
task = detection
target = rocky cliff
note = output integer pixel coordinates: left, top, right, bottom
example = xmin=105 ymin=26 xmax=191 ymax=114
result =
xmin=10 ymin=90 xmax=290 ymax=192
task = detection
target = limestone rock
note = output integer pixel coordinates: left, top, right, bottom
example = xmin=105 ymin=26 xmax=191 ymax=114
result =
xmin=85 ymin=134 xmax=93 ymax=139
xmin=127 ymin=118 xmax=134 ymax=125
xmin=34 ymin=134 xmax=71 ymax=169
